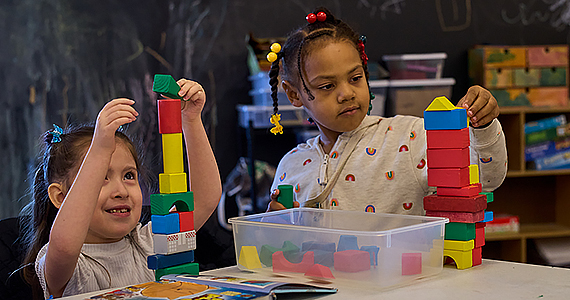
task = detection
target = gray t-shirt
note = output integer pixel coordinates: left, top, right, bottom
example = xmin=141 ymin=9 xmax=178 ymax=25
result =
xmin=35 ymin=222 xmax=154 ymax=298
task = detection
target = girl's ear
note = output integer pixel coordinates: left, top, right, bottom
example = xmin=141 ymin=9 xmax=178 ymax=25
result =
xmin=282 ymin=80 xmax=303 ymax=107
xmin=47 ymin=183 xmax=65 ymax=209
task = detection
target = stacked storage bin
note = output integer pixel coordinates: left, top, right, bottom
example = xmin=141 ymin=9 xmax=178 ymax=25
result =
xmin=422 ymin=96 xmax=494 ymax=269
xmin=147 ymin=74 xmax=199 ymax=280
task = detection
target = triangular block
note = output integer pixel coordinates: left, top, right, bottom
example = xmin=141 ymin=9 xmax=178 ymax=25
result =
xmin=305 ymin=264 xmax=335 ymax=279
xmin=425 ymin=96 xmax=456 ymax=111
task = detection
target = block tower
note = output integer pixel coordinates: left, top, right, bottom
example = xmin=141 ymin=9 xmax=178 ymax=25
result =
xmin=422 ymin=96 xmax=494 ymax=269
xmin=147 ymin=74 xmax=199 ymax=280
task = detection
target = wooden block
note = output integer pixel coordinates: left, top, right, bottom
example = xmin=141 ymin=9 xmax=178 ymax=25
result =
xmin=178 ymin=211 xmax=194 ymax=232
xmin=426 ymin=128 xmax=470 ymax=149
xmin=475 ymin=222 xmax=486 ymax=248
xmin=427 ymin=147 xmax=470 ymax=169
xmin=277 ymin=184 xmax=294 ymax=209
xmin=472 ymin=247 xmax=482 ymax=266
xmin=444 ymin=239 xmax=474 ymax=251
xmin=443 ymin=248 xmax=473 ymax=269
xmin=425 ymin=210 xmax=485 ymax=223
xmin=469 ymin=164 xmax=479 ymax=184
xmin=151 ymin=191 xmax=194 ymax=215
xmin=483 ymin=211 xmax=494 ymax=222
xmin=147 ymin=250 xmax=195 ymax=270
xmin=401 ymin=253 xmax=422 ymax=275
xmin=153 ymin=230 xmax=196 ymax=255
xmin=437 ymin=183 xmax=482 ymax=197
xmin=445 ymin=222 xmax=476 ymax=241
xmin=151 ymin=213 xmax=180 ymax=235
xmin=153 ymin=74 xmax=182 ymax=99
xmin=260 ymin=241 xmax=300 ymax=267
xmin=162 ymin=133 xmax=184 ymax=174
xmin=334 ymin=250 xmax=370 ymax=273
xmin=238 ymin=246 xmax=262 ymax=269
xmin=158 ymin=99 xmax=182 ymax=134
xmin=272 ymin=250 xmax=314 ymax=273
xmin=155 ymin=262 xmax=199 ymax=281
xmin=423 ymin=194 xmax=487 ymax=212
xmin=425 ymin=96 xmax=455 ymax=111
xmin=305 ymin=264 xmax=335 ymax=279
xmin=424 ymin=108 xmax=468 ymax=131
xmin=360 ymin=245 xmax=380 ymax=266
xmin=337 ymin=235 xmax=359 ymax=251
xmin=159 ymin=172 xmax=188 ymax=194
xmin=480 ymin=191 xmax=494 ymax=203
xmin=427 ymin=167 xmax=470 ymax=188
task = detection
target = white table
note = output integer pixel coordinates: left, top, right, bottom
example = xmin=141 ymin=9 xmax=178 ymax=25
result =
xmin=64 ymin=259 xmax=570 ymax=299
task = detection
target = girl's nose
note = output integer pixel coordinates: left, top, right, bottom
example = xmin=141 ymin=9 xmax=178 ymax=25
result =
xmin=110 ymin=179 xmax=129 ymax=199
xmin=337 ymin=83 xmax=356 ymax=102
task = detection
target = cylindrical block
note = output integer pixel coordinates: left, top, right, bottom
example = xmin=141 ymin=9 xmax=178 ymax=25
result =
xmin=158 ymin=99 xmax=182 ymax=134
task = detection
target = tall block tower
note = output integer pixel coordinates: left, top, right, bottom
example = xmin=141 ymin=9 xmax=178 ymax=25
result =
xmin=423 ymin=96 xmax=494 ymax=269
xmin=147 ymin=74 xmax=199 ymax=280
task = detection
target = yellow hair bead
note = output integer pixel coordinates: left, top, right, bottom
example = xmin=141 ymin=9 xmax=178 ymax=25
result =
xmin=267 ymin=52 xmax=278 ymax=63
xmin=266 ymin=42 xmax=282 ymax=63
xmin=270 ymin=43 xmax=281 ymax=53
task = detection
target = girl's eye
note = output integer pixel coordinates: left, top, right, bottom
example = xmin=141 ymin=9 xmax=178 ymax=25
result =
xmin=319 ymin=83 xmax=334 ymax=90
xmin=124 ymin=172 xmax=136 ymax=180
xmin=351 ymin=75 xmax=363 ymax=82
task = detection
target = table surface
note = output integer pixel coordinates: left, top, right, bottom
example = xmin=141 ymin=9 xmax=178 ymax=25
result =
xmin=64 ymin=259 xmax=570 ymax=299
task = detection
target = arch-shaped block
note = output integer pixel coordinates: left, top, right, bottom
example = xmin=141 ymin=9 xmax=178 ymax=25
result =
xmin=272 ymin=251 xmax=314 ymax=273
xmin=151 ymin=191 xmax=194 ymax=215
xmin=443 ymin=248 xmax=473 ymax=269
xmin=305 ymin=264 xmax=335 ymax=279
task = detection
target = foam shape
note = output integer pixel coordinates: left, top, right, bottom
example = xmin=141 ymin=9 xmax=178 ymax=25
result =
xmin=424 ymin=108 xmax=468 ymax=131
xmin=159 ymin=172 xmax=188 ymax=194
xmin=333 ymin=250 xmax=370 ymax=273
xmin=423 ymin=194 xmax=487 ymax=212
xmin=443 ymin=248 xmax=473 ymax=269
xmin=337 ymin=235 xmax=359 ymax=251
xmin=147 ymin=250 xmax=195 ymax=270
xmin=444 ymin=239 xmax=474 ymax=251
xmin=157 ymin=99 xmax=182 ymax=134
xmin=426 ymin=210 xmax=485 ymax=223
xmin=427 ymin=167 xmax=470 ymax=188
xmin=437 ymin=183 xmax=482 ymax=197
xmin=472 ymin=246 xmax=482 ymax=266
xmin=260 ymin=241 xmax=300 ymax=267
xmin=272 ymin=251 xmax=314 ymax=273
xmin=153 ymin=74 xmax=182 ymax=100
xmin=301 ymin=241 xmax=336 ymax=252
xmin=469 ymin=164 xmax=480 ymax=184
xmin=304 ymin=264 xmax=335 ymax=279
xmin=277 ymin=184 xmax=294 ymax=209
xmin=426 ymin=147 xmax=470 ymax=169
xmin=426 ymin=128 xmax=470 ymax=149
xmin=239 ymin=246 xmax=262 ymax=269
xmin=155 ymin=262 xmax=199 ymax=281
xmin=425 ymin=96 xmax=456 ymax=111
xmin=475 ymin=222 xmax=486 ymax=248
xmin=178 ymin=211 xmax=194 ymax=232
xmin=153 ymin=230 xmax=196 ymax=255
xmin=151 ymin=191 xmax=194 ymax=215
xmin=360 ymin=245 xmax=380 ymax=266
xmin=162 ymin=133 xmax=184 ymax=174
xmin=445 ymin=222 xmax=476 ymax=241
xmin=402 ymin=253 xmax=422 ymax=275
xmin=480 ymin=191 xmax=494 ymax=203
xmin=483 ymin=211 xmax=494 ymax=222
xmin=151 ymin=213 xmax=180 ymax=234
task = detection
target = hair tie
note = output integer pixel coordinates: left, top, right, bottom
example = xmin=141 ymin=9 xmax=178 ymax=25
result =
xmin=270 ymin=113 xmax=283 ymax=135
xmin=266 ymin=42 xmax=282 ymax=63
xmin=306 ymin=11 xmax=326 ymax=24
xmin=49 ymin=124 xmax=63 ymax=143
xmin=358 ymin=35 xmax=368 ymax=65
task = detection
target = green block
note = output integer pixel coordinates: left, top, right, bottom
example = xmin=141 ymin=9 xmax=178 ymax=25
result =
xmin=445 ymin=222 xmax=476 ymax=241
xmin=153 ymin=74 xmax=182 ymax=99
xmin=155 ymin=262 xmax=199 ymax=281
xmin=259 ymin=241 xmax=300 ymax=267
xmin=480 ymin=191 xmax=494 ymax=203
xmin=151 ymin=191 xmax=194 ymax=215
xmin=277 ymin=184 xmax=294 ymax=209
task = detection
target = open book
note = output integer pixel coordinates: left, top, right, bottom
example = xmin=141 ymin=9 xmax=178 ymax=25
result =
xmin=85 ymin=275 xmax=337 ymax=300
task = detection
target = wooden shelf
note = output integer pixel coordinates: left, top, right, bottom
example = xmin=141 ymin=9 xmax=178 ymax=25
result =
xmin=507 ymin=169 xmax=570 ymax=177
xmin=500 ymin=106 xmax=570 ymax=114
xmin=486 ymin=223 xmax=570 ymax=241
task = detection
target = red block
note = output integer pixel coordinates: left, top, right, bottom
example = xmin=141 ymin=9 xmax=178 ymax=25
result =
xmin=437 ymin=183 xmax=482 ymax=197
xmin=472 ymin=246 xmax=482 ymax=266
xmin=333 ymin=250 xmax=370 ymax=273
xmin=425 ymin=210 xmax=485 ymax=223
xmin=475 ymin=222 xmax=486 ymax=247
xmin=427 ymin=167 xmax=470 ymax=188
xmin=402 ymin=253 xmax=422 ymax=275
xmin=158 ymin=99 xmax=182 ymax=134
xmin=304 ymin=264 xmax=335 ymax=279
xmin=272 ymin=251 xmax=314 ymax=273
xmin=423 ymin=194 xmax=487 ymax=213
xmin=178 ymin=211 xmax=194 ymax=232
xmin=426 ymin=128 xmax=469 ymax=149
xmin=427 ymin=147 xmax=470 ymax=169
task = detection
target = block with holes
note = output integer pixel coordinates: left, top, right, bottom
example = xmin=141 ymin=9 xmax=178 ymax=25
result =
xmin=159 ymin=172 xmax=188 ymax=194
xmin=153 ymin=230 xmax=197 ymax=255
xmin=162 ymin=133 xmax=184 ymax=174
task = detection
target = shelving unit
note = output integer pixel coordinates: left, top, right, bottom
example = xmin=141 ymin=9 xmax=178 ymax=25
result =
xmin=484 ymin=106 xmax=570 ymax=263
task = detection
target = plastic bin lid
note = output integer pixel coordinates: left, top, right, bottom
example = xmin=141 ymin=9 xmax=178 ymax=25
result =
xmin=388 ymin=78 xmax=455 ymax=87
xmin=382 ymin=52 xmax=447 ymax=61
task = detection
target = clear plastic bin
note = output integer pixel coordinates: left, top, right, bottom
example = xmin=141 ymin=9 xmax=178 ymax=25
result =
xmin=229 ymin=208 xmax=447 ymax=290
xmin=237 ymin=104 xmax=310 ymax=128
xmin=383 ymin=53 xmax=447 ymax=79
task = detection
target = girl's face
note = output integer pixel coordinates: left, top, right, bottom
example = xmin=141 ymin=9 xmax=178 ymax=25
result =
xmin=288 ymin=40 xmax=369 ymax=142
xmin=85 ymin=141 xmax=142 ymax=243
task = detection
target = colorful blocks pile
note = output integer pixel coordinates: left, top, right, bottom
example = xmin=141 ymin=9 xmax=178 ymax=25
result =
xmin=148 ymin=74 xmax=198 ymax=281
xmin=423 ymin=96 xmax=493 ymax=269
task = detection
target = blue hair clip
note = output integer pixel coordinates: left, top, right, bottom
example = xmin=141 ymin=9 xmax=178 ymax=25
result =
xmin=50 ymin=124 xmax=63 ymax=143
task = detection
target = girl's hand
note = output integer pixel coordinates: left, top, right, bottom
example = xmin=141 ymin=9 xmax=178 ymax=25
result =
xmin=266 ymin=189 xmax=300 ymax=212
xmin=456 ymin=85 xmax=499 ymax=127
xmin=177 ymin=79 xmax=206 ymax=123
xmin=93 ymin=98 xmax=138 ymax=151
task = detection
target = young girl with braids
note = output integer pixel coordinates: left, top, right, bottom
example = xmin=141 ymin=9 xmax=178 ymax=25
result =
xmin=21 ymin=79 xmax=222 ymax=299
xmin=267 ymin=7 xmax=507 ymax=214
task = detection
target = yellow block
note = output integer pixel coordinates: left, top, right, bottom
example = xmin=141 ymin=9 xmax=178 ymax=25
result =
xmin=162 ymin=133 xmax=184 ymax=174
xmin=425 ymin=96 xmax=456 ymax=111
xmin=444 ymin=248 xmax=473 ymax=269
xmin=444 ymin=239 xmax=474 ymax=251
xmin=239 ymin=246 xmax=262 ymax=269
xmin=159 ymin=172 xmax=187 ymax=194
xmin=469 ymin=164 xmax=479 ymax=184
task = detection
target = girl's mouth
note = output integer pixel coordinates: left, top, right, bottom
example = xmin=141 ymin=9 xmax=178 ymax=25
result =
xmin=339 ymin=106 xmax=359 ymax=116
xmin=106 ymin=207 xmax=131 ymax=216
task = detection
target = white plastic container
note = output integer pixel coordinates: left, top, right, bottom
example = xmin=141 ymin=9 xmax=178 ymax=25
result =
xmin=229 ymin=208 xmax=447 ymax=290
xmin=387 ymin=78 xmax=456 ymax=117
xmin=237 ymin=104 xmax=310 ymax=128
xmin=249 ymin=88 xmax=291 ymax=107
xmin=383 ymin=53 xmax=447 ymax=79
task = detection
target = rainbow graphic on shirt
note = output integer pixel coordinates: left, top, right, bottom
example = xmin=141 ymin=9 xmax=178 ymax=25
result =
xmin=385 ymin=171 xmax=394 ymax=180
xmin=345 ymin=174 xmax=355 ymax=181
xmin=330 ymin=198 xmax=339 ymax=206
xmin=417 ymin=158 xmax=426 ymax=169
xmin=279 ymin=173 xmax=286 ymax=181
xmin=402 ymin=202 xmax=413 ymax=210
xmin=303 ymin=159 xmax=312 ymax=166
xmin=480 ymin=157 xmax=493 ymax=163
xmin=295 ymin=183 xmax=300 ymax=193
xmin=410 ymin=131 xmax=416 ymax=140
xmin=330 ymin=151 xmax=339 ymax=159
xmin=365 ymin=205 xmax=375 ymax=213
xmin=399 ymin=145 xmax=409 ymax=152
xmin=385 ymin=126 xmax=393 ymax=133
xmin=366 ymin=147 xmax=376 ymax=156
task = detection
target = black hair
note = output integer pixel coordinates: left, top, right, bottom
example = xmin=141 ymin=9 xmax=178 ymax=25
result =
xmin=268 ymin=6 xmax=370 ymax=116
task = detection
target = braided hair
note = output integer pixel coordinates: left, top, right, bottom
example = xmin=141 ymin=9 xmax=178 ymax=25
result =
xmin=268 ymin=7 xmax=370 ymax=117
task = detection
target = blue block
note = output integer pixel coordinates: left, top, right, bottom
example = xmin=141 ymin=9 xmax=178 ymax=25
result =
xmin=360 ymin=245 xmax=380 ymax=266
xmin=482 ymin=211 xmax=494 ymax=223
xmin=424 ymin=109 xmax=468 ymax=130
xmin=337 ymin=235 xmax=359 ymax=251
xmin=151 ymin=213 xmax=180 ymax=234
xmin=147 ymin=250 xmax=195 ymax=270
xmin=301 ymin=241 xmax=336 ymax=252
